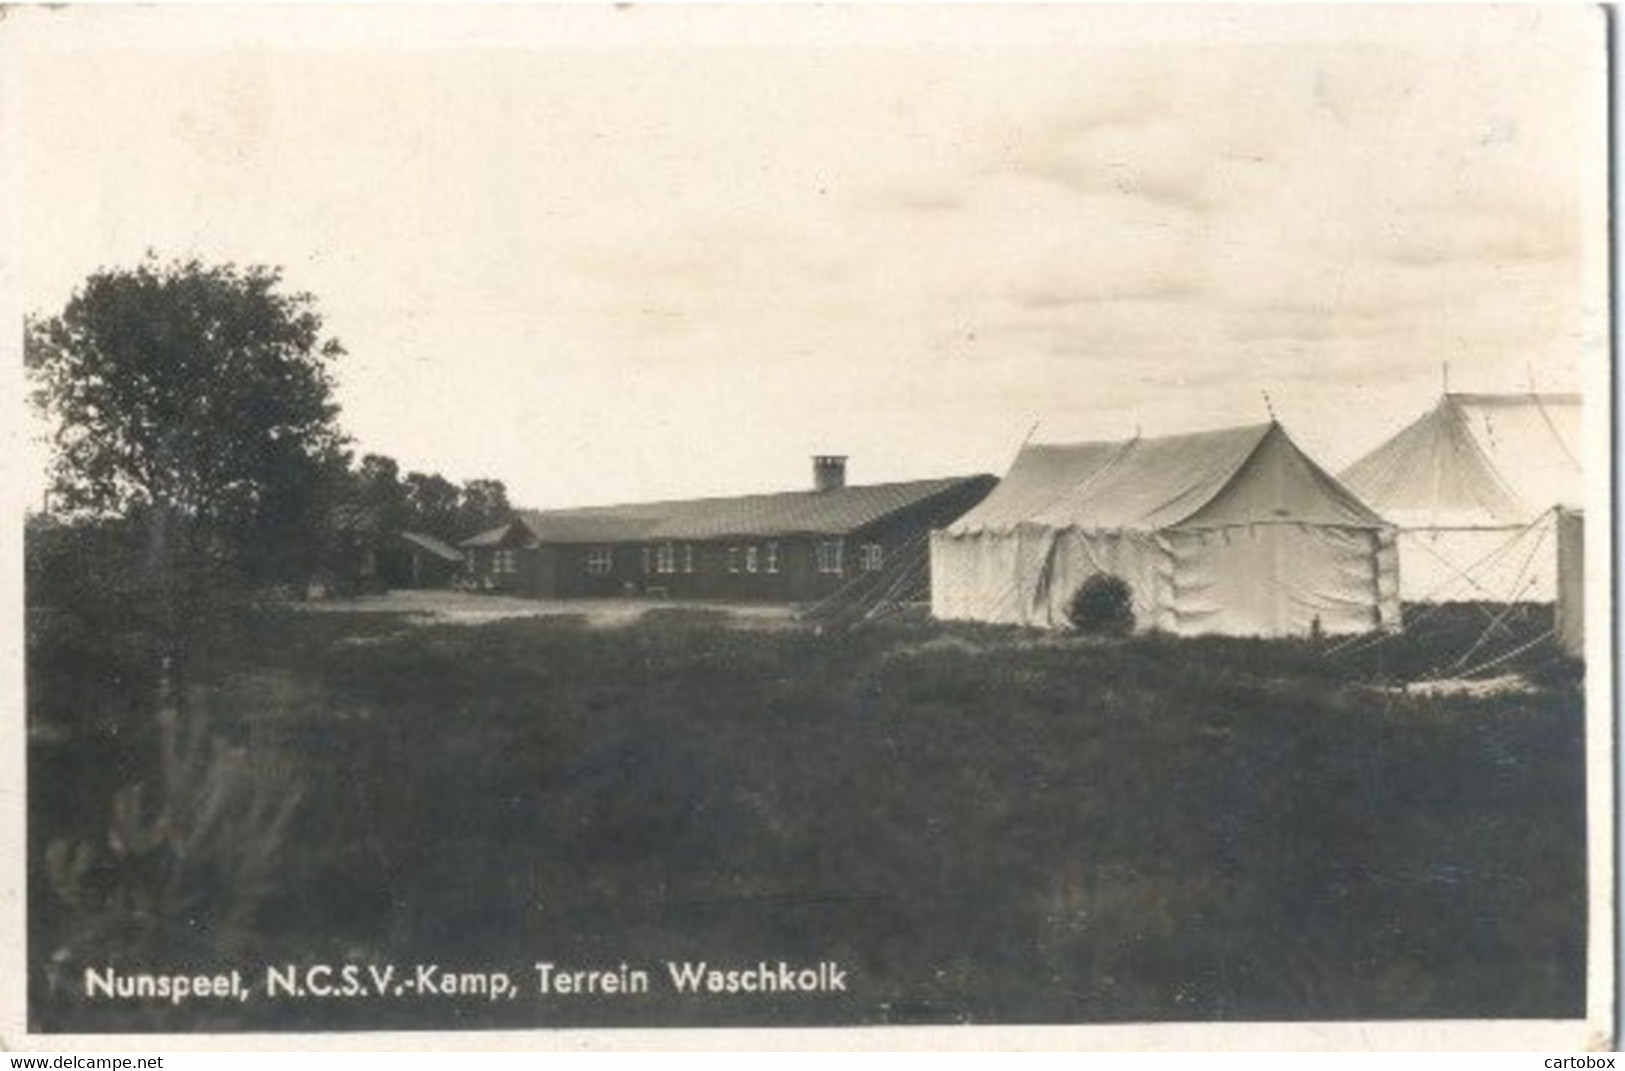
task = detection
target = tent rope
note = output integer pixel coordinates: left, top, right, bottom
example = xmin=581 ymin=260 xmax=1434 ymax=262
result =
xmin=1438 ymin=575 xmax=1540 ymax=675
xmin=1321 ymin=513 xmax=1552 ymax=660
xmin=1530 ymin=392 xmax=1583 ymax=473
xmin=1432 ymin=518 xmax=1551 ymax=674
xmin=800 ymin=527 xmax=937 ymax=628
xmin=1434 ymin=627 xmax=1555 ymax=682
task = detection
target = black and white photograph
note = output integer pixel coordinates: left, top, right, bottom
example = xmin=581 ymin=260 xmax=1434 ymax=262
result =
xmin=3 ymin=4 xmax=1613 ymax=1048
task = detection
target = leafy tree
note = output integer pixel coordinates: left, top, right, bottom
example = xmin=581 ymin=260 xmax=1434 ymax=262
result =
xmin=235 ymin=446 xmax=355 ymax=585
xmin=25 ymin=258 xmax=347 ymax=580
xmin=457 ymin=478 xmax=512 ymax=538
xmin=403 ymin=471 xmax=461 ymax=540
xmin=353 ymin=453 xmax=409 ymax=534
xmin=27 ymin=260 xmax=348 ymax=986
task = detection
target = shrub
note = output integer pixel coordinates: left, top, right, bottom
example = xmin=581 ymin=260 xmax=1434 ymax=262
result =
xmin=1066 ymin=574 xmax=1135 ymax=636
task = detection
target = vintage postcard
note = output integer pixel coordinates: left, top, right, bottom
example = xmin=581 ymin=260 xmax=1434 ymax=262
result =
xmin=0 ymin=4 xmax=1612 ymax=1051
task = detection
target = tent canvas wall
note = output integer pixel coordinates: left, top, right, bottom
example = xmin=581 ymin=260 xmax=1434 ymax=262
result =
xmin=1339 ymin=393 xmax=1581 ymax=604
xmin=1556 ymin=507 xmax=1585 ymax=657
xmin=931 ymin=422 xmax=1400 ymax=637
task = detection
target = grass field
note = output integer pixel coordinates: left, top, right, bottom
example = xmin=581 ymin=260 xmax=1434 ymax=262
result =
xmin=29 ymin=593 xmax=1587 ymax=1032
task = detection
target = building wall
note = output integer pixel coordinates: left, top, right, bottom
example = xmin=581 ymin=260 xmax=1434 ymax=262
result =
xmin=463 ymin=524 xmax=534 ymax=593
xmin=540 ymin=537 xmax=864 ymax=602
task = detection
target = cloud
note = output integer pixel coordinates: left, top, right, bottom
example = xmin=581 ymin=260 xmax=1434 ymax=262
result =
xmin=1222 ymin=304 xmax=1418 ymax=345
xmin=1006 ymin=276 xmax=1202 ymax=313
xmin=1366 ymin=204 xmax=1576 ymax=268
xmin=852 ymin=181 xmax=969 ymax=215
xmin=980 ymin=62 xmax=1296 ymax=217
xmin=1000 ymin=118 xmax=1218 ymax=213
xmin=568 ymin=245 xmax=722 ymax=284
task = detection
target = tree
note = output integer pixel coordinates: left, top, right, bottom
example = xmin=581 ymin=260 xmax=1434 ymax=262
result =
xmin=25 ymin=258 xmax=347 ymax=578
xmin=457 ymin=478 xmax=512 ymax=539
xmin=354 ymin=453 xmax=409 ymax=534
xmin=403 ymin=471 xmax=461 ymax=541
xmin=27 ymin=261 xmax=344 ymax=980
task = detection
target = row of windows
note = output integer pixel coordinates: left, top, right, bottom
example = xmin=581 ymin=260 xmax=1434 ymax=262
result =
xmin=815 ymin=540 xmax=884 ymax=574
xmin=489 ymin=542 xmax=884 ymax=578
xmin=643 ymin=543 xmax=696 ymax=575
xmin=727 ymin=543 xmax=781 ymax=575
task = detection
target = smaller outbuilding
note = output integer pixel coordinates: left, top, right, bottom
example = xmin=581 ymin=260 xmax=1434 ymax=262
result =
xmin=384 ymin=531 xmax=465 ymax=589
xmin=462 ymin=517 xmax=538 ymax=595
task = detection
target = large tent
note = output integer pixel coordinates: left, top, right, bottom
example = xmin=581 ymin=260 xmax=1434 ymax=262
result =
xmin=1338 ymin=393 xmax=1582 ymax=606
xmin=931 ymin=421 xmax=1400 ymax=636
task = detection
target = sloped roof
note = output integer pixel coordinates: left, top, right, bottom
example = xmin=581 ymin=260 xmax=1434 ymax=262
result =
xmin=398 ymin=530 xmax=463 ymax=562
xmin=461 ymin=521 xmax=522 ymax=547
xmin=507 ymin=475 xmax=995 ymax=544
xmin=1340 ymin=393 xmax=1581 ymax=527
xmin=946 ymin=422 xmax=1386 ymax=535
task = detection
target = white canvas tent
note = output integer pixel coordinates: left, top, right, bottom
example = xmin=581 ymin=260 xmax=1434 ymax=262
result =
xmin=1338 ymin=393 xmax=1582 ymax=606
xmin=931 ymin=422 xmax=1400 ymax=637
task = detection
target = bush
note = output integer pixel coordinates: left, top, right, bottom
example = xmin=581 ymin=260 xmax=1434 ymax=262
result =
xmin=1066 ymin=574 xmax=1135 ymax=636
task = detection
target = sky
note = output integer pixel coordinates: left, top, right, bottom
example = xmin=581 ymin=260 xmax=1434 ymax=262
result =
xmin=2 ymin=5 xmax=1609 ymax=510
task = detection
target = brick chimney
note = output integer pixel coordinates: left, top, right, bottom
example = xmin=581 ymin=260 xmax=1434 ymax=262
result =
xmin=813 ymin=455 xmax=847 ymax=492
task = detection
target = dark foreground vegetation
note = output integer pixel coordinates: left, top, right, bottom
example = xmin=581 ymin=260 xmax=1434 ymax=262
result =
xmin=31 ymin=593 xmax=1586 ymax=1032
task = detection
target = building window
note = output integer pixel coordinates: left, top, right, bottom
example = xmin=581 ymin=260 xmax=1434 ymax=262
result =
xmin=816 ymin=539 xmax=844 ymax=575
xmin=859 ymin=543 xmax=884 ymax=572
xmin=683 ymin=545 xmax=695 ymax=573
xmin=656 ymin=542 xmax=677 ymax=574
xmin=764 ymin=542 xmax=779 ymax=574
xmin=727 ymin=547 xmax=741 ymax=574
xmin=642 ymin=547 xmax=651 ymax=573
xmin=745 ymin=545 xmax=759 ymax=573
xmin=494 ymin=549 xmax=517 ymax=575
xmin=586 ymin=547 xmax=614 ymax=575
